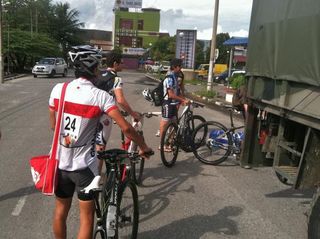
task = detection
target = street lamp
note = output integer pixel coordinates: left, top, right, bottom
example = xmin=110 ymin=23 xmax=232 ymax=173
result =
xmin=179 ymin=31 xmax=184 ymax=67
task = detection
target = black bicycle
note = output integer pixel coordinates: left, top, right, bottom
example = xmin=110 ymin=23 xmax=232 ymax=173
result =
xmin=160 ymin=100 xmax=206 ymax=167
xmin=89 ymin=149 xmax=153 ymax=239
xmin=192 ymin=105 xmax=245 ymax=165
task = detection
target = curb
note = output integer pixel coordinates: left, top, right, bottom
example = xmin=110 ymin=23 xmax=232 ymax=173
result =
xmin=4 ymin=74 xmax=29 ymax=82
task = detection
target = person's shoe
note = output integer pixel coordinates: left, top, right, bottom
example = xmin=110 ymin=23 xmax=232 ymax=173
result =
xmin=155 ymin=130 xmax=160 ymax=137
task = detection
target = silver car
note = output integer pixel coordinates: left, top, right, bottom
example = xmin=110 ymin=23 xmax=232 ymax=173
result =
xmin=32 ymin=57 xmax=68 ymax=78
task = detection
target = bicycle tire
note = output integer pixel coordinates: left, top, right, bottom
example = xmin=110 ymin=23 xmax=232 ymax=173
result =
xmin=130 ymin=133 xmax=145 ymax=185
xmin=193 ymin=121 xmax=232 ymax=165
xmin=160 ymin=122 xmax=179 ymax=167
xmin=187 ymin=115 xmax=206 ymax=151
xmin=114 ymin=179 xmax=139 ymax=239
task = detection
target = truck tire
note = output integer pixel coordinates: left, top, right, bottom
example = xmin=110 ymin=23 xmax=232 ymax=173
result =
xmin=308 ymin=187 xmax=320 ymax=239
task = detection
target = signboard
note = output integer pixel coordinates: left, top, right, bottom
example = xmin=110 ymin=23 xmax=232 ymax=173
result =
xmin=117 ymin=0 xmax=142 ymax=8
xmin=122 ymin=47 xmax=146 ymax=56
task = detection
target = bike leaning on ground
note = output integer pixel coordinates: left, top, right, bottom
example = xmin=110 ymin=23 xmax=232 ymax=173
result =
xmin=84 ymin=149 xmax=153 ymax=239
xmin=160 ymin=100 xmax=206 ymax=167
xmin=192 ymin=105 xmax=245 ymax=165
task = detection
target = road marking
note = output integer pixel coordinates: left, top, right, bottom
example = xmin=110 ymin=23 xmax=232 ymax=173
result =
xmin=11 ymin=195 xmax=28 ymax=216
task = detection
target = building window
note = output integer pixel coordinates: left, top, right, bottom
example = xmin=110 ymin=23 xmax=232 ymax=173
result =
xmin=138 ymin=20 xmax=144 ymax=30
xmin=119 ymin=36 xmax=133 ymax=47
xmin=120 ymin=19 xmax=133 ymax=29
xmin=136 ymin=37 xmax=143 ymax=48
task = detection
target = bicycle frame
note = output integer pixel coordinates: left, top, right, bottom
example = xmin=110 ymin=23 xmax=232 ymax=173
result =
xmin=225 ymin=107 xmax=245 ymax=154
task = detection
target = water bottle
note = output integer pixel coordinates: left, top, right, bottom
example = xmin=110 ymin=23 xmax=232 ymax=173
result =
xmin=106 ymin=204 xmax=116 ymax=237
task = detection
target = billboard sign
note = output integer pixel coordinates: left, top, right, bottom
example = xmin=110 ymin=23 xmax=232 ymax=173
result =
xmin=118 ymin=0 xmax=142 ymax=8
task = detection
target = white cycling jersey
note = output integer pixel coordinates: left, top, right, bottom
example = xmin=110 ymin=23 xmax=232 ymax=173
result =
xmin=95 ymin=69 xmax=123 ymax=146
xmin=49 ymin=78 xmax=117 ymax=174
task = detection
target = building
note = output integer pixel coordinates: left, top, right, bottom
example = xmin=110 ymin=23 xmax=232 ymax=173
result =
xmin=223 ymin=37 xmax=248 ymax=69
xmin=175 ymin=29 xmax=197 ymax=69
xmin=113 ymin=7 xmax=162 ymax=49
xmin=78 ymin=29 xmax=113 ymax=51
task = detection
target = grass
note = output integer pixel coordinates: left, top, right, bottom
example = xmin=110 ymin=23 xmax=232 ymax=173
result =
xmin=195 ymin=89 xmax=217 ymax=99
xmin=184 ymin=78 xmax=204 ymax=85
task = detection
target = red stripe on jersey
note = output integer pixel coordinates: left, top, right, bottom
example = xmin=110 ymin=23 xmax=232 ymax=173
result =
xmin=53 ymin=99 xmax=103 ymax=118
xmin=106 ymin=105 xmax=118 ymax=114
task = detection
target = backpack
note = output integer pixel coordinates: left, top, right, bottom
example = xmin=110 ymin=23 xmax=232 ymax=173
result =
xmin=151 ymin=74 xmax=174 ymax=106
xmin=150 ymin=78 xmax=166 ymax=106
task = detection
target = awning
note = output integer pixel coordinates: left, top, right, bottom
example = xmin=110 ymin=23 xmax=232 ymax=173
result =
xmin=223 ymin=37 xmax=248 ymax=46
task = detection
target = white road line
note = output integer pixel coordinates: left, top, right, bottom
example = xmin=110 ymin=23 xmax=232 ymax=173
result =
xmin=11 ymin=195 xmax=28 ymax=216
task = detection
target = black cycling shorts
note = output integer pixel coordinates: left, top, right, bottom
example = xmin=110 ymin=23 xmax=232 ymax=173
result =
xmin=162 ymin=100 xmax=178 ymax=120
xmin=55 ymin=167 xmax=95 ymax=201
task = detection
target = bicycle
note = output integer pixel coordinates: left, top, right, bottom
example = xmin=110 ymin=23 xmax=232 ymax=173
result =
xmin=84 ymin=149 xmax=153 ymax=239
xmin=192 ymin=104 xmax=245 ymax=165
xmin=120 ymin=111 xmax=160 ymax=184
xmin=160 ymin=100 xmax=206 ymax=167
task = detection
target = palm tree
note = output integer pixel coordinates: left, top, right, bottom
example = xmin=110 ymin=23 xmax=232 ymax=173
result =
xmin=50 ymin=2 xmax=84 ymax=58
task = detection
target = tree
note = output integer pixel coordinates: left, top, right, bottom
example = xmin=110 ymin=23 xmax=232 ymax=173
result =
xmin=3 ymin=29 xmax=60 ymax=72
xmin=206 ymin=33 xmax=231 ymax=64
xmin=49 ymin=2 xmax=84 ymax=58
xmin=194 ymin=40 xmax=205 ymax=68
xmin=150 ymin=36 xmax=176 ymax=61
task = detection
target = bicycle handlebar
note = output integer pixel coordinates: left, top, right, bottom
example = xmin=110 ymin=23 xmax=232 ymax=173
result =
xmin=189 ymin=100 xmax=205 ymax=108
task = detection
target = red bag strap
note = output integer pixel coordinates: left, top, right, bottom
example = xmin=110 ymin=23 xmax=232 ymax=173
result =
xmin=51 ymin=82 xmax=68 ymax=160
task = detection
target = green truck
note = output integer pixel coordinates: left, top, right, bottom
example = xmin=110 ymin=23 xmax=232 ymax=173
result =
xmin=242 ymin=0 xmax=320 ymax=238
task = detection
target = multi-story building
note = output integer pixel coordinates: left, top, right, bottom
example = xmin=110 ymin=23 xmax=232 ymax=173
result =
xmin=175 ymin=29 xmax=197 ymax=69
xmin=113 ymin=7 xmax=163 ymax=49
xmin=78 ymin=29 xmax=113 ymax=51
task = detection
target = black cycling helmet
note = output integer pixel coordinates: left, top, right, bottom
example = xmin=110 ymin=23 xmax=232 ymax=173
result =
xmin=69 ymin=45 xmax=102 ymax=78
xmin=170 ymin=58 xmax=182 ymax=69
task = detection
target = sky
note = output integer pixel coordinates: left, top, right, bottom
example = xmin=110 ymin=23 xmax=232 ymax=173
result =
xmin=56 ymin=0 xmax=253 ymax=40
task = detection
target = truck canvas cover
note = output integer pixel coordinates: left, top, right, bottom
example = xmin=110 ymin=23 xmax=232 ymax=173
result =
xmin=246 ymin=0 xmax=320 ymax=87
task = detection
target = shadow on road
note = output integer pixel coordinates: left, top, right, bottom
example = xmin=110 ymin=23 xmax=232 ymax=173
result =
xmin=0 ymin=185 xmax=37 ymax=202
xmin=139 ymin=206 xmax=243 ymax=239
xmin=138 ymin=155 xmax=218 ymax=223
xmin=265 ymin=187 xmax=314 ymax=199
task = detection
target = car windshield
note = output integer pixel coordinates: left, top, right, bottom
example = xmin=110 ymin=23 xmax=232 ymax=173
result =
xmin=38 ymin=59 xmax=55 ymax=65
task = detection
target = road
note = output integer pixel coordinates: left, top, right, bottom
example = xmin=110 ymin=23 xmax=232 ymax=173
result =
xmin=0 ymin=71 xmax=313 ymax=239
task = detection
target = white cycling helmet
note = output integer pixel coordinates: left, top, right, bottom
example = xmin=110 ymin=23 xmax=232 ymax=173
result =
xmin=69 ymin=45 xmax=102 ymax=77
xmin=142 ymin=88 xmax=153 ymax=102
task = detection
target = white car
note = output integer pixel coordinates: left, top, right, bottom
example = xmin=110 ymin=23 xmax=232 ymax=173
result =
xmin=160 ymin=61 xmax=170 ymax=73
xmin=32 ymin=57 xmax=68 ymax=78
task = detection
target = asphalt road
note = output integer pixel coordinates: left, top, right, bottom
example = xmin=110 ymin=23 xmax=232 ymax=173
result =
xmin=0 ymin=71 xmax=313 ymax=239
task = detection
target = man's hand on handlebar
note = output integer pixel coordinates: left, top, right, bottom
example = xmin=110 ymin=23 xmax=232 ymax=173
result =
xmin=139 ymin=147 xmax=154 ymax=159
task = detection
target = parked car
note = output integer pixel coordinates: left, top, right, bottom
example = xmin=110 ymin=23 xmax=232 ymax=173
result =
xmin=160 ymin=61 xmax=170 ymax=73
xmin=214 ymin=69 xmax=244 ymax=84
xmin=32 ymin=57 xmax=68 ymax=78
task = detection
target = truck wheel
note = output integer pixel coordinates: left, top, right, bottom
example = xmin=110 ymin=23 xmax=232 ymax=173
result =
xmin=308 ymin=187 xmax=320 ymax=239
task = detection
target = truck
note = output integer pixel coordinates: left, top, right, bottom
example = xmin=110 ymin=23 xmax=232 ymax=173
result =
xmin=195 ymin=63 xmax=227 ymax=80
xmin=241 ymin=0 xmax=320 ymax=238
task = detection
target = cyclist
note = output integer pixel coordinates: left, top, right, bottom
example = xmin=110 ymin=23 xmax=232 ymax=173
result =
xmin=49 ymin=45 xmax=152 ymax=239
xmin=159 ymin=58 xmax=189 ymax=150
xmin=94 ymin=51 xmax=141 ymax=154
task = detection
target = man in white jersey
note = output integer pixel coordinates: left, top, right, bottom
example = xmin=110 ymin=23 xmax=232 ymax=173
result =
xmin=159 ymin=58 xmax=189 ymax=150
xmin=49 ymin=45 xmax=152 ymax=239
xmin=94 ymin=51 xmax=141 ymax=152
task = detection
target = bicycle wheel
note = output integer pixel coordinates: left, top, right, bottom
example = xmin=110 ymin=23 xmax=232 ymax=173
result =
xmin=160 ymin=122 xmax=179 ymax=167
xmin=130 ymin=133 xmax=145 ymax=185
xmin=187 ymin=115 xmax=207 ymax=150
xmin=115 ymin=179 xmax=139 ymax=239
xmin=193 ymin=121 xmax=232 ymax=165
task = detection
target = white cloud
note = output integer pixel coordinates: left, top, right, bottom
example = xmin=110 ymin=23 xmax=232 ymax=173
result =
xmin=54 ymin=0 xmax=253 ymax=38
xmin=230 ymin=29 xmax=249 ymax=37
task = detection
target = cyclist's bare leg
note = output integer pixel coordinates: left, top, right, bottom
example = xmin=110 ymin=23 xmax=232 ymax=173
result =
xmin=77 ymin=199 xmax=95 ymax=239
xmin=53 ymin=196 xmax=72 ymax=239
xmin=96 ymin=144 xmax=106 ymax=175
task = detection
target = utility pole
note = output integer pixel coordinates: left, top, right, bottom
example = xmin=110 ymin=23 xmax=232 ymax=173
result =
xmin=0 ymin=0 xmax=4 ymax=84
xmin=207 ymin=0 xmax=220 ymax=91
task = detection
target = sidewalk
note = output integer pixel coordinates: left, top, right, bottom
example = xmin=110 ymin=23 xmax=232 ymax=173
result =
xmin=3 ymin=73 xmax=29 ymax=82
